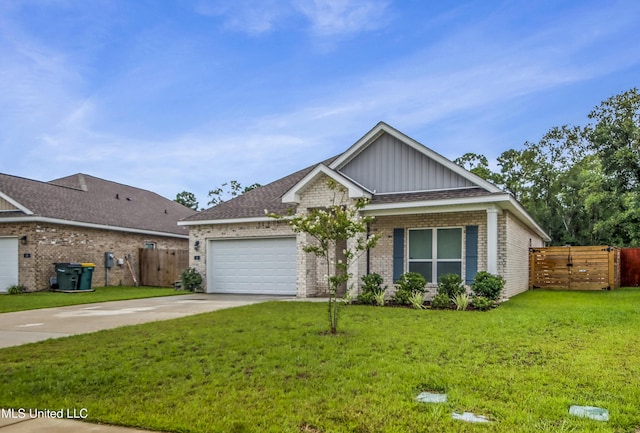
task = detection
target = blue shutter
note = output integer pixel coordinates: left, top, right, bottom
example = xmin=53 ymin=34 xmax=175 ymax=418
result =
xmin=393 ymin=228 xmax=404 ymax=282
xmin=465 ymin=225 xmax=478 ymax=284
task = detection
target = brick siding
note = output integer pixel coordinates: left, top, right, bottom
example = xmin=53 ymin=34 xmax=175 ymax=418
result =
xmin=1 ymin=222 xmax=187 ymax=291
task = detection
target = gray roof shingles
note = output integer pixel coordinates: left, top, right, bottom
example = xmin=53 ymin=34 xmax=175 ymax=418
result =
xmin=182 ymin=156 xmax=500 ymax=222
xmin=0 ymin=173 xmax=195 ymax=236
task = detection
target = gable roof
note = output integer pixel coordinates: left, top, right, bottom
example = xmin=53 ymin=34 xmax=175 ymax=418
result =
xmin=180 ymin=156 xmax=339 ymax=224
xmin=331 ymin=122 xmax=502 ymax=194
xmin=179 ymin=122 xmax=549 ymax=241
xmin=282 ymin=164 xmax=371 ymax=204
xmin=0 ymin=173 xmax=195 ymax=237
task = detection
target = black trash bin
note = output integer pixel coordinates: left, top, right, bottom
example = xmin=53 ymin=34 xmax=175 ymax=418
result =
xmin=53 ymin=263 xmax=83 ymax=291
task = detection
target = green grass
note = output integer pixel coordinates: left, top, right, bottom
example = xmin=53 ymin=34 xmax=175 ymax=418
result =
xmin=0 ymin=286 xmax=184 ymax=313
xmin=2 ymin=289 xmax=640 ymax=432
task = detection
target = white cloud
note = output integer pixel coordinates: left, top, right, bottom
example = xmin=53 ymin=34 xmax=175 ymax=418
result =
xmin=194 ymin=0 xmax=293 ymax=35
xmin=293 ymin=0 xmax=390 ymax=36
xmin=194 ymin=0 xmax=390 ymax=37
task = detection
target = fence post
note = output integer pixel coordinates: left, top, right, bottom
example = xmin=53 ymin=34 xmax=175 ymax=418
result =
xmin=529 ymin=249 xmax=535 ymax=289
xmin=608 ymin=247 xmax=615 ymax=290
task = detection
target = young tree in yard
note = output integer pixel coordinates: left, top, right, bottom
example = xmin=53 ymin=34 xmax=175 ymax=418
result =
xmin=269 ymin=180 xmax=379 ymax=334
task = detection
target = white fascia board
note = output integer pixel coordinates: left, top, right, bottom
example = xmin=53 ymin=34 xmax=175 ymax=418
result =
xmin=363 ymin=195 xmax=508 ymax=215
xmin=0 ymin=216 xmax=189 ymax=239
xmin=330 ymin=122 xmax=502 ymax=194
xmin=281 ymin=164 xmax=371 ymax=204
xmin=178 ymin=216 xmax=276 ymax=226
xmin=364 ymin=194 xmax=550 ymax=241
xmin=501 ymin=196 xmax=551 ymax=242
xmin=0 ymin=192 xmax=34 ymax=215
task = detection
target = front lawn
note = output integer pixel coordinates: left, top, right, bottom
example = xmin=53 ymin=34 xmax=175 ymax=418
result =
xmin=0 ymin=286 xmax=184 ymax=313
xmin=1 ymin=289 xmax=640 ymax=432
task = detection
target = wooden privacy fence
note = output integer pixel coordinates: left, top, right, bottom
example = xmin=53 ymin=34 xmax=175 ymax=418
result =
xmin=620 ymin=248 xmax=640 ymax=287
xmin=529 ymin=246 xmax=620 ymax=290
xmin=139 ymin=248 xmax=189 ymax=287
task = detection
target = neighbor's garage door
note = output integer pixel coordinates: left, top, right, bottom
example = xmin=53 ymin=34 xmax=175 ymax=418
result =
xmin=208 ymin=237 xmax=296 ymax=295
xmin=0 ymin=237 xmax=19 ymax=292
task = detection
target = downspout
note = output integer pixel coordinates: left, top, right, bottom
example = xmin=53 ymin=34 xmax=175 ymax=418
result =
xmin=366 ymin=222 xmax=371 ymax=275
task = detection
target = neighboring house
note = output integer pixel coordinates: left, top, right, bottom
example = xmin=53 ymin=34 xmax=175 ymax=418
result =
xmin=179 ymin=122 xmax=550 ymax=299
xmin=0 ymin=173 xmax=195 ymax=292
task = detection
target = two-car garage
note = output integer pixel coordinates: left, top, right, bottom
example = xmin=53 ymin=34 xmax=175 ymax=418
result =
xmin=207 ymin=237 xmax=297 ymax=295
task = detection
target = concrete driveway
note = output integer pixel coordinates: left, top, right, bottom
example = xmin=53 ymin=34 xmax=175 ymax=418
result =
xmin=0 ymin=294 xmax=290 ymax=349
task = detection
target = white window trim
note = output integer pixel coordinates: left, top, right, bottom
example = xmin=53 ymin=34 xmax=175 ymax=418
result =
xmin=407 ymin=226 xmax=463 ymax=282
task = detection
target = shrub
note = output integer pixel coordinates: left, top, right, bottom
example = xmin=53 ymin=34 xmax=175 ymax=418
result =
xmin=471 ymin=296 xmax=496 ymax=311
xmin=409 ymin=291 xmax=425 ymax=309
xmin=471 ymin=272 xmax=505 ymax=301
xmin=357 ymin=273 xmax=387 ymax=305
xmin=7 ymin=285 xmax=25 ymax=295
xmin=180 ymin=267 xmax=203 ymax=292
xmin=452 ymin=293 xmax=471 ymax=311
xmin=373 ymin=290 xmax=386 ymax=307
xmin=437 ymin=274 xmax=466 ymax=298
xmin=392 ymin=272 xmax=426 ymax=305
xmin=430 ymin=293 xmax=451 ymax=309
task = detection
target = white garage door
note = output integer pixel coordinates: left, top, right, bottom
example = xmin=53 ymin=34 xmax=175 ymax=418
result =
xmin=208 ymin=237 xmax=296 ymax=295
xmin=0 ymin=237 xmax=19 ymax=293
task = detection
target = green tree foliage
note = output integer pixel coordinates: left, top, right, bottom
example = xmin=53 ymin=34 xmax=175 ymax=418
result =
xmin=455 ymin=87 xmax=640 ymax=247
xmin=453 ymin=153 xmax=497 ymax=182
xmin=586 ymin=88 xmax=640 ymax=245
xmin=208 ymin=180 xmax=261 ymax=206
xmin=174 ymin=191 xmax=199 ymax=210
xmin=269 ymin=180 xmax=379 ymax=334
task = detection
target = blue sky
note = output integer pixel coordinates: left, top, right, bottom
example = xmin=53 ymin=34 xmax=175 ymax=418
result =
xmin=1 ymin=0 xmax=639 ymax=208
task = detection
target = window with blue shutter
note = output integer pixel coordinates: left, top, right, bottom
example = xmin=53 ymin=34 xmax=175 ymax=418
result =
xmin=465 ymin=225 xmax=478 ymax=284
xmin=393 ymin=228 xmax=404 ymax=282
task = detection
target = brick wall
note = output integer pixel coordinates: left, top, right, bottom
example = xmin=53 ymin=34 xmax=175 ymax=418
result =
xmin=501 ymin=211 xmax=545 ymax=298
xmin=0 ymin=222 xmax=187 ymax=291
xmin=369 ymin=211 xmax=487 ymax=298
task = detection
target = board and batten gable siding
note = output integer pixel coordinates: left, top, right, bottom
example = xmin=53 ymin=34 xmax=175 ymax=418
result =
xmin=0 ymin=196 xmax=18 ymax=211
xmin=338 ymin=132 xmax=475 ymax=193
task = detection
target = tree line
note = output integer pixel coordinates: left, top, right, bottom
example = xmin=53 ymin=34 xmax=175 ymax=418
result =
xmin=455 ymin=87 xmax=640 ymax=246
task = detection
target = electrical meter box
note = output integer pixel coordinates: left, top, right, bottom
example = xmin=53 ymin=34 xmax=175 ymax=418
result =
xmin=104 ymin=251 xmax=115 ymax=268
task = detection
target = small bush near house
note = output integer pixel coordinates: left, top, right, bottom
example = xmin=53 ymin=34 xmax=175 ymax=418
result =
xmin=373 ymin=290 xmax=385 ymax=306
xmin=430 ymin=293 xmax=452 ymax=309
xmin=471 ymin=295 xmax=496 ymax=311
xmin=436 ymin=273 xmax=466 ymax=298
xmin=180 ymin=267 xmax=203 ymax=292
xmin=408 ymin=291 xmax=425 ymax=309
xmin=471 ymin=271 xmax=505 ymax=301
xmin=391 ymin=272 xmax=426 ymax=305
xmin=357 ymin=273 xmax=387 ymax=305
xmin=452 ymin=292 xmax=471 ymax=310
xmin=6 ymin=285 xmax=26 ymax=295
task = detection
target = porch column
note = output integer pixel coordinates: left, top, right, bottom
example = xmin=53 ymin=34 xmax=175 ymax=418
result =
xmin=486 ymin=207 xmax=499 ymax=275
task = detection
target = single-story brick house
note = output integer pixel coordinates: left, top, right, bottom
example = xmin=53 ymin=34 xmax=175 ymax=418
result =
xmin=179 ymin=122 xmax=550 ymax=299
xmin=0 ymin=173 xmax=195 ymax=292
